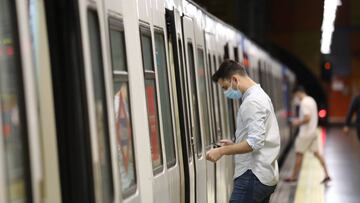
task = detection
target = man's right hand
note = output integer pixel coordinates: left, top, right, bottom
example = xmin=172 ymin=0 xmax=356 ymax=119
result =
xmin=219 ymin=139 xmax=234 ymax=146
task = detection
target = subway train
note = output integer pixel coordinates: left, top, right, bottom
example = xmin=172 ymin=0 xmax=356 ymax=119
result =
xmin=0 ymin=0 xmax=296 ymax=203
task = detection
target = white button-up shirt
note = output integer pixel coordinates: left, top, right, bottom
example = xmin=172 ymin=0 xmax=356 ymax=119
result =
xmin=234 ymin=84 xmax=280 ymax=186
xmin=298 ymin=96 xmax=318 ymax=137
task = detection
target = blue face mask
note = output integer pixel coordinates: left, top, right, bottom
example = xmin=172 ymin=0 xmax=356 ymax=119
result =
xmin=224 ymin=82 xmax=242 ymax=99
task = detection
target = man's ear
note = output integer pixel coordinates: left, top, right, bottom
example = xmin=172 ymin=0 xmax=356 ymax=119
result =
xmin=231 ymin=75 xmax=238 ymax=83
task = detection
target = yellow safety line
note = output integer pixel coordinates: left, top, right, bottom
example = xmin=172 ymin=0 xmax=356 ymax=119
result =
xmin=294 ymin=152 xmax=325 ymax=203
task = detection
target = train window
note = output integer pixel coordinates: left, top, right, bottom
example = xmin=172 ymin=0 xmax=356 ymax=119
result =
xmin=227 ymin=100 xmax=235 ymax=135
xmin=87 ymin=10 xmax=113 ymax=201
xmin=207 ymin=53 xmax=215 ymax=141
xmin=144 ymin=80 xmax=163 ymax=171
xmin=234 ymin=47 xmax=239 ymax=62
xmin=109 ymin=18 xmax=137 ymax=197
xmin=140 ymin=27 xmax=163 ymax=173
xmin=110 ymin=29 xmax=127 ymax=71
xmin=154 ymin=31 xmax=176 ymax=168
xmin=0 ymin=1 xmax=31 ymax=202
xmin=224 ymin=43 xmax=229 ymax=59
xmin=217 ymin=54 xmax=230 ymax=139
xmin=178 ymin=39 xmax=192 ymax=161
xmin=213 ymin=55 xmax=222 ymax=141
xmin=196 ymin=48 xmax=211 ymax=148
xmin=187 ymin=43 xmax=202 ymax=156
xmin=140 ymin=29 xmax=154 ymax=71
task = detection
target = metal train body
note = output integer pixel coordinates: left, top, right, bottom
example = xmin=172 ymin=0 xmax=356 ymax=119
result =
xmin=0 ymin=0 xmax=296 ymax=203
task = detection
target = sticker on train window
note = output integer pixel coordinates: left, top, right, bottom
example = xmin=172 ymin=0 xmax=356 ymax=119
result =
xmin=113 ymin=81 xmax=136 ymax=196
xmin=145 ymin=79 xmax=163 ymax=171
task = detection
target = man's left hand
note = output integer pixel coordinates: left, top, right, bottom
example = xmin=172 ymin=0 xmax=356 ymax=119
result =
xmin=206 ymin=148 xmax=223 ymax=163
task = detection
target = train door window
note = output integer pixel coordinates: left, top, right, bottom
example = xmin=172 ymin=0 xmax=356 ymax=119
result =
xmin=108 ymin=18 xmax=136 ymax=197
xmin=234 ymin=47 xmax=239 ymax=62
xmin=218 ymin=54 xmax=229 ymax=139
xmin=207 ymin=53 xmax=216 ymax=142
xmin=213 ymin=55 xmax=223 ymax=141
xmin=140 ymin=26 xmax=163 ymax=174
xmin=178 ymin=39 xmax=192 ymax=161
xmin=154 ymin=30 xmax=176 ymax=168
xmin=196 ymin=48 xmax=211 ymax=148
xmin=224 ymin=43 xmax=229 ymax=60
xmin=0 ymin=1 xmax=31 ymax=202
xmin=187 ymin=43 xmax=202 ymax=156
xmin=227 ymin=100 xmax=235 ymax=135
xmin=87 ymin=10 xmax=113 ymax=202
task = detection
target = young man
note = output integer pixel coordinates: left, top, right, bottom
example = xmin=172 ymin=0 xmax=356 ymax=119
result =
xmin=343 ymin=92 xmax=360 ymax=140
xmin=285 ymin=86 xmax=331 ymax=183
xmin=206 ymin=60 xmax=280 ymax=203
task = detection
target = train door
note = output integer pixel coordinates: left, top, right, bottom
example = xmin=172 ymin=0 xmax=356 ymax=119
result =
xmin=182 ymin=15 xmax=206 ymax=203
xmin=145 ymin=2 xmax=183 ymax=202
xmin=104 ymin=0 xmax=144 ymax=200
xmin=45 ymin=0 xmax=123 ymax=202
xmin=0 ymin=1 xmax=39 ymax=202
xmin=78 ymin=1 xmax=118 ymax=202
xmin=194 ymin=19 xmax=214 ymax=203
xmin=0 ymin=1 xmax=62 ymax=203
xmin=164 ymin=14 xmax=186 ymax=202
xmin=214 ymin=46 xmax=234 ymax=202
xmin=165 ymin=8 xmax=191 ymax=203
xmin=205 ymin=33 xmax=219 ymax=203
xmin=153 ymin=27 xmax=181 ymax=203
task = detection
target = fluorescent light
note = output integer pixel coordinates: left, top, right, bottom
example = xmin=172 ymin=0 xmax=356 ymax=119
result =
xmin=321 ymin=0 xmax=341 ymax=54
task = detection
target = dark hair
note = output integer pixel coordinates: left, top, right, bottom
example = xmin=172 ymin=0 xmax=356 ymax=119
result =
xmin=292 ymin=85 xmax=306 ymax=93
xmin=211 ymin=59 xmax=247 ymax=83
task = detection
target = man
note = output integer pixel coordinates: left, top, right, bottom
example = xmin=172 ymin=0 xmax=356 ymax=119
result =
xmin=285 ymin=86 xmax=330 ymax=183
xmin=343 ymin=92 xmax=360 ymax=140
xmin=206 ymin=60 xmax=280 ymax=203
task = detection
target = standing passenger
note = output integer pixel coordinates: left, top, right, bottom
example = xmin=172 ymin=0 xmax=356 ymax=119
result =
xmin=285 ymin=86 xmax=331 ymax=183
xmin=343 ymin=92 xmax=360 ymax=140
xmin=206 ymin=60 xmax=280 ymax=203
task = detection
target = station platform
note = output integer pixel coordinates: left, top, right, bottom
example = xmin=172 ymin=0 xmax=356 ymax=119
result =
xmin=271 ymin=127 xmax=360 ymax=203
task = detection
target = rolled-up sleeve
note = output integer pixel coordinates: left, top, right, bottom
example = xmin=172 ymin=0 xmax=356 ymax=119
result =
xmin=242 ymin=101 xmax=268 ymax=151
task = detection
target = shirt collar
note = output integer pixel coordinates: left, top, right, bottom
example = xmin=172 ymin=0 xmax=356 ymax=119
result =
xmin=242 ymin=84 xmax=260 ymax=101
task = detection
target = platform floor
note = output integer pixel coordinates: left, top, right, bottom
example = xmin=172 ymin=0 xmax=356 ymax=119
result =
xmin=271 ymin=127 xmax=360 ymax=203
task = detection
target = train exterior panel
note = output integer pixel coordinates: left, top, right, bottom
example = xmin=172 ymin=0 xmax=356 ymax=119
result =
xmin=0 ymin=0 xmax=296 ymax=202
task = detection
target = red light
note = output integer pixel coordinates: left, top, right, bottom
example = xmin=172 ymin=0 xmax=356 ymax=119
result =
xmin=325 ymin=62 xmax=331 ymax=70
xmin=319 ymin=109 xmax=327 ymax=118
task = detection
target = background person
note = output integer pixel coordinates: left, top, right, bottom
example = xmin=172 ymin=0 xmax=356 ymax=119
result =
xmin=285 ymin=86 xmax=330 ymax=183
xmin=343 ymin=92 xmax=360 ymax=140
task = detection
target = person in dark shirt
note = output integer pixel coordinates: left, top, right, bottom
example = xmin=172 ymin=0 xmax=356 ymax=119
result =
xmin=343 ymin=93 xmax=360 ymax=140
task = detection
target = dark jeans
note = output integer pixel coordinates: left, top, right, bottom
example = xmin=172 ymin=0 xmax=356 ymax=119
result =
xmin=229 ymin=170 xmax=276 ymax=203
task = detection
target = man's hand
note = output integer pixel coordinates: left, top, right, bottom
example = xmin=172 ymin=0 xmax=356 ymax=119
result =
xmin=219 ymin=139 xmax=234 ymax=146
xmin=206 ymin=148 xmax=223 ymax=163
xmin=343 ymin=126 xmax=349 ymax=135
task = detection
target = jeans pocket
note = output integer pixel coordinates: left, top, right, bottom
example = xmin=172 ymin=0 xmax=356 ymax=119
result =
xmin=253 ymin=180 xmax=276 ymax=202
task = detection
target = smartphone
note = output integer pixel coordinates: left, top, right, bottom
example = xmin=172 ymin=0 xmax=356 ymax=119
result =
xmin=211 ymin=142 xmax=221 ymax=148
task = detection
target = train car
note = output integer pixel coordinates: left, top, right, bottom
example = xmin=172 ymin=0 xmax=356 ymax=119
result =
xmin=0 ymin=0 xmax=296 ymax=203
